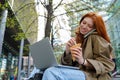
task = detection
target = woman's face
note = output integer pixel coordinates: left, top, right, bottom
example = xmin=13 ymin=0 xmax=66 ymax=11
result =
xmin=80 ymin=17 xmax=94 ymax=35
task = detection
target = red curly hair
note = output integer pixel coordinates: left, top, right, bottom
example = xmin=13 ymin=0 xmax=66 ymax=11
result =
xmin=75 ymin=12 xmax=110 ymax=43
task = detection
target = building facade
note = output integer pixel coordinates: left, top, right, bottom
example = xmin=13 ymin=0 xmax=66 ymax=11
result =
xmin=106 ymin=0 xmax=120 ymax=73
xmin=0 ymin=1 xmax=30 ymax=79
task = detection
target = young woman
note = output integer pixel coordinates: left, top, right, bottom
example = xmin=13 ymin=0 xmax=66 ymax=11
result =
xmin=42 ymin=12 xmax=115 ymax=80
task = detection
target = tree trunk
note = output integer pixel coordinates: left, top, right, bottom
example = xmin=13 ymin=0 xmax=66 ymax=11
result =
xmin=45 ymin=0 xmax=53 ymax=38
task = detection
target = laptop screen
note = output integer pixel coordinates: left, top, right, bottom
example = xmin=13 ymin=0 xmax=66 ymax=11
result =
xmin=29 ymin=37 xmax=58 ymax=71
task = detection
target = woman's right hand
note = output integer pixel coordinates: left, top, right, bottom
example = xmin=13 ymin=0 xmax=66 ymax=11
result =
xmin=65 ymin=37 xmax=76 ymax=55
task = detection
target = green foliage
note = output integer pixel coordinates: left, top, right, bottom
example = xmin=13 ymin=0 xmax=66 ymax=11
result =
xmin=115 ymin=51 xmax=120 ymax=70
xmin=6 ymin=17 xmax=16 ymax=28
xmin=108 ymin=0 xmax=120 ymax=14
xmin=116 ymin=57 xmax=120 ymax=71
xmin=64 ymin=0 xmax=115 ymax=26
xmin=0 ymin=1 xmax=8 ymax=20
xmin=23 ymin=44 xmax=29 ymax=56
xmin=55 ymin=53 xmax=62 ymax=64
xmin=0 ymin=1 xmax=25 ymax=40
xmin=53 ymin=43 xmax=65 ymax=63
xmin=0 ymin=1 xmax=37 ymax=56
xmin=0 ymin=1 xmax=9 ymax=11
xmin=12 ymin=32 xmax=25 ymax=41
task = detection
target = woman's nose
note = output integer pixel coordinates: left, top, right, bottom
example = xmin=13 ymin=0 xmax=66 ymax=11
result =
xmin=82 ymin=24 xmax=87 ymax=28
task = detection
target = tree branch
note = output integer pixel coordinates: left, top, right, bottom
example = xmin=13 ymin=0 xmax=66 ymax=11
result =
xmin=53 ymin=8 xmax=90 ymax=18
xmin=81 ymin=1 xmax=94 ymax=9
xmin=39 ymin=0 xmax=46 ymax=9
xmin=53 ymin=0 xmax=63 ymax=11
xmin=39 ymin=14 xmax=47 ymax=18
xmin=106 ymin=0 xmax=117 ymax=12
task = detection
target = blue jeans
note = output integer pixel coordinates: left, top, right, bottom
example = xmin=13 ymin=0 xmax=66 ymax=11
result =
xmin=42 ymin=66 xmax=86 ymax=80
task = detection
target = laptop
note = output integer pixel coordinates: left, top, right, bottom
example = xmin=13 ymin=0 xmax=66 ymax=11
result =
xmin=29 ymin=37 xmax=79 ymax=71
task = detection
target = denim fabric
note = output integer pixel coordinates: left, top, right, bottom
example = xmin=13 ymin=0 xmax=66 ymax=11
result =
xmin=42 ymin=66 xmax=85 ymax=80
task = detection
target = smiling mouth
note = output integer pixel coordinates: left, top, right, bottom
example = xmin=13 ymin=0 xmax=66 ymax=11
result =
xmin=81 ymin=30 xmax=86 ymax=33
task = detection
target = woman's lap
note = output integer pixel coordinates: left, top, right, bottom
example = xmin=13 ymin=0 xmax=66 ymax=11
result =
xmin=42 ymin=66 xmax=86 ymax=80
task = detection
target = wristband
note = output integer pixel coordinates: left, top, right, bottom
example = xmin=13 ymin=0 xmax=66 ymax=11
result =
xmin=82 ymin=59 xmax=85 ymax=65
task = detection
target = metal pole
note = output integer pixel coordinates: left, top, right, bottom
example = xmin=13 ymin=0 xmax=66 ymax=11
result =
xmin=0 ymin=9 xmax=8 ymax=56
xmin=27 ymin=52 xmax=31 ymax=77
xmin=17 ymin=38 xmax=24 ymax=80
